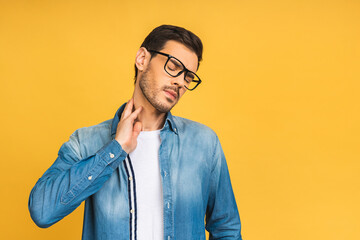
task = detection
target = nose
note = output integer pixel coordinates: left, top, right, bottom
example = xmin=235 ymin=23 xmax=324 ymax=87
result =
xmin=170 ymin=71 xmax=187 ymax=88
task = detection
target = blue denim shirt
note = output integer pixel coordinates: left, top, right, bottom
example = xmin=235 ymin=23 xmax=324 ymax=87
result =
xmin=29 ymin=103 xmax=242 ymax=240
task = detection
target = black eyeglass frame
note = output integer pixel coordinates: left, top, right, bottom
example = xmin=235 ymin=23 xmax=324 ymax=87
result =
xmin=148 ymin=50 xmax=202 ymax=91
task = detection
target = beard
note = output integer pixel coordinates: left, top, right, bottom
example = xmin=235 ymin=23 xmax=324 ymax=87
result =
xmin=139 ymin=69 xmax=179 ymax=113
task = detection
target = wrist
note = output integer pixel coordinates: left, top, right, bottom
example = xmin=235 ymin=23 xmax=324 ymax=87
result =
xmin=115 ymin=138 xmax=129 ymax=154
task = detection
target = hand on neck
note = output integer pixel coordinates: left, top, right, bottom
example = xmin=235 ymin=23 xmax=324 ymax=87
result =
xmin=132 ymin=92 xmax=167 ymax=132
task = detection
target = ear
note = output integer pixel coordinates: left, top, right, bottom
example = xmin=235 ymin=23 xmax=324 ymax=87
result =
xmin=135 ymin=47 xmax=149 ymax=72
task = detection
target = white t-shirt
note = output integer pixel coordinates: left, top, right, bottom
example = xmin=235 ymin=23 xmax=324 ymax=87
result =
xmin=129 ymin=129 xmax=163 ymax=240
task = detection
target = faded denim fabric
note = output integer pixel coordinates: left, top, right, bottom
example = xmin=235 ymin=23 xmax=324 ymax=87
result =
xmin=28 ymin=103 xmax=242 ymax=240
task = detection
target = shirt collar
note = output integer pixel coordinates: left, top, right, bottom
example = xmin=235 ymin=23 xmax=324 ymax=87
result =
xmin=110 ymin=102 xmax=178 ymax=138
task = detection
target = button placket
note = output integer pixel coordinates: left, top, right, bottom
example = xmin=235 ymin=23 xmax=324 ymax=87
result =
xmin=159 ymin=131 xmax=174 ymax=240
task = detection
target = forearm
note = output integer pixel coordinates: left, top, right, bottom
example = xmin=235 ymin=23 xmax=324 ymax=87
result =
xmin=28 ymin=139 xmax=127 ymax=228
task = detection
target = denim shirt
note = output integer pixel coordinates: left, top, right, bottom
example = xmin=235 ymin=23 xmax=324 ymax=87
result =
xmin=28 ymin=103 xmax=242 ymax=240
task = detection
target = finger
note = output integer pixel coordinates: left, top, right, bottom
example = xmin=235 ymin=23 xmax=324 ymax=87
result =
xmin=120 ymin=100 xmax=131 ymax=120
xmin=122 ymin=98 xmax=134 ymax=119
xmin=133 ymin=121 xmax=142 ymax=138
xmin=128 ymin=106 xmax=143 ymax=120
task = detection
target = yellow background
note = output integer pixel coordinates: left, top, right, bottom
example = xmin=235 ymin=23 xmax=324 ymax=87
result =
xmin=1 ymin=0 xmax=359 ymax=239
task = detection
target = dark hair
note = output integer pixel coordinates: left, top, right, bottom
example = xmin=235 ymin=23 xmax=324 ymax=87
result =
xmin=134 ymin=24 xmax=203 ymax=82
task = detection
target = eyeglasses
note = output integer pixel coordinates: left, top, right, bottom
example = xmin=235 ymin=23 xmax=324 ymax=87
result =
xmin=148 ymin=50 xmax=202 ymax=91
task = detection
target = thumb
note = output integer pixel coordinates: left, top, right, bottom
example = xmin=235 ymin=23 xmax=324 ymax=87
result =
xmin=133 ymin=121 xmax=142 ymax=138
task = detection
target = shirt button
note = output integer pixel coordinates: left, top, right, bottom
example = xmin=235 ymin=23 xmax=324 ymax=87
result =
xmin=88 ymin=176 xmax=92 ymax=180
xmin=109 ymin=153 xmax=115 ymax=158
xmin=167 ymin=202 xmax=170 ymax=209
xmin=128 ymin=176 xmax=133 ymax=181
xmin=174 ymin=128 xmax=177 ymax=132
xmin=168 ymin=236 xmax=171 ymax=240
xmin=130 ymin=209 xmax=134 ymax=214
xmin=164 ymin=171 xmax=167 ymax=177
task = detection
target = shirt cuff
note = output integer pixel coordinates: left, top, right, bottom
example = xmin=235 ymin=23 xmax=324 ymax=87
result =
xmin=97 ymin=139 xmax=127 ymax=165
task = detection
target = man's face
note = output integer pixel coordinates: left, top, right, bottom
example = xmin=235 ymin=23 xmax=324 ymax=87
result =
xmin=137 ymin=40 xmax=199 ymax=113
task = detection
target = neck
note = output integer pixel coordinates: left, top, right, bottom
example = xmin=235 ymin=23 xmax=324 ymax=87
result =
xmin=132 ymin=88 xmax=167 ymax=131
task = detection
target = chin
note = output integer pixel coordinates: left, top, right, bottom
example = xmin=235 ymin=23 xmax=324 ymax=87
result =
xmin=154 ymin=100 xmax=176 ymax=113
xmin=155 ymin=104 xmax=173 ymax=113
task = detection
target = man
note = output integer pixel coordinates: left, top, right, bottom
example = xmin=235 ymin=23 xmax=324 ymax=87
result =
xmin=29 ymin=25 xmax=242 ymax=240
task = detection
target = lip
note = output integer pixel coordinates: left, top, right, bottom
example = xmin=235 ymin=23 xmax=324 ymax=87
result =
xmin=164 ymin=89 xmax=178 ymax=100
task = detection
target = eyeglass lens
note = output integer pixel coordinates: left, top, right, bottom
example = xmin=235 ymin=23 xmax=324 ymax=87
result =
xmin=165 ymin=58 xmax=199 ymax=90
